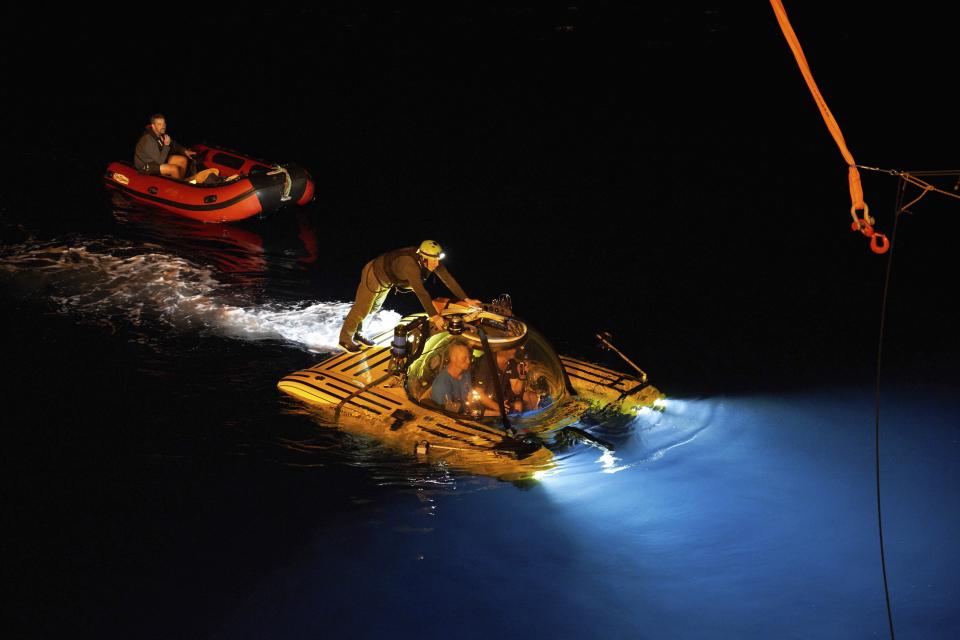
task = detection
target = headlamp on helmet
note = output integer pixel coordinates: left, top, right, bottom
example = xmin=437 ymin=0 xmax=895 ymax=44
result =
xmin=417 ymin=240 xmax=445 ymax=260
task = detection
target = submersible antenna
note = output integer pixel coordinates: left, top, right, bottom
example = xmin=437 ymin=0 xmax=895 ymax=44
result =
xmin=596 ymin=332 xmax=648 ymax=383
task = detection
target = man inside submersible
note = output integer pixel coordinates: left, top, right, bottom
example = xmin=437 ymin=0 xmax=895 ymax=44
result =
xmin=429 ymin=336 xmax=549 ymax=418
xmin=473 ymin=346 xmax=547 ymax=415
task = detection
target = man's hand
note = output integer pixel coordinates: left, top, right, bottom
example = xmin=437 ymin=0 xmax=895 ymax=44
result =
xmin=184 ymin=149 xmax=196 ymax=158
xmin=162 ymin=134 xmax=171 ymax=146
xmin=430 ymin=315 xmax=446 ymax=332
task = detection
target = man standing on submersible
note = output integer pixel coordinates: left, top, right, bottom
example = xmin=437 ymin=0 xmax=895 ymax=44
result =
xmin=338 ymin=240 xmax=482 ymax=352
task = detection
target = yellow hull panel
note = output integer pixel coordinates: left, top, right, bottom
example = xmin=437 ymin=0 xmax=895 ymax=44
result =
xmin=560 ymin=356 xmax=664 ymax=413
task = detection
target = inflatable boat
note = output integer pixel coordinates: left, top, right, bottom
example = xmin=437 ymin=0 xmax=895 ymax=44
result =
xmin=104 ymin=144 xmax=315 ymax=223
xmin=277 ymin=298 xmax=664 ymax=481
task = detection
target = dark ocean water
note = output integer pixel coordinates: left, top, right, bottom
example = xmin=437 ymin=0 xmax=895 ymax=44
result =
xmin=3 ymin=4 xmax=959 ymax=639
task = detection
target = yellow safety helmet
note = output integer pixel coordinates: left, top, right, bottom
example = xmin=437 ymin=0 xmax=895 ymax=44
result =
xmin=417 ymin=240 xmax=445 ymax=260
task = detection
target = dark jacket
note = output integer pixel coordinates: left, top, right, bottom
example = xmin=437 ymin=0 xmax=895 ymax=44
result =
xmin=133 ymin=127 xmax=188 ymax=173
xmin=372 ymin=247 xmax=469 ymax=317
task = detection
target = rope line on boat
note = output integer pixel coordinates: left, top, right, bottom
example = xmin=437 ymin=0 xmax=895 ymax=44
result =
xmin=268 ymin=165 xmax=293 ymax=201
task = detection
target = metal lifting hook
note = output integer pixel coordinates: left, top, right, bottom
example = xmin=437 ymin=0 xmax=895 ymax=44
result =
xmin=850 ymin=220 xmax=890 ymax=254
xmin=850 ymin=204 xmax=889 ymax=254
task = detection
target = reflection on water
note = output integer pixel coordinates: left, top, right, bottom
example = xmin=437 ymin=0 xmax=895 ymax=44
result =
xmin=109 ymin=193 xmax=320 ymax=283
xmin=274 ymin=400 xmax=464 ymax=490
xmin=116 ymin=206 xmax=271 ymax=279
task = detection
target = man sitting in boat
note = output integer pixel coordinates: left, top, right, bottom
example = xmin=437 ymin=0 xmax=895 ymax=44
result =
xmin=134 ymin=113 xmax=196 ymax=179
xmin=133 ymin=114 xmax=221 ymax=184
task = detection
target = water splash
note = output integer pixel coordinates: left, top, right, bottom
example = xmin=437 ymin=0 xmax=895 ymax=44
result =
xmin=0 ymin=239 xmax=400 ymax=352
xmin=210 ymin=301 xmax=400 ymax=352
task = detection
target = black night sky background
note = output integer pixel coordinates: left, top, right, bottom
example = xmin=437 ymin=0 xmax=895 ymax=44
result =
xmin=2 ymin=3 xmax=960 ymax=639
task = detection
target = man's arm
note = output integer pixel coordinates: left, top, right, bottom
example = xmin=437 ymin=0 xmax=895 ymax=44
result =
xmin=434 ymin=264 xmax=469 ymax=301
xmin=169 ymin=137 xmax=193 ymax=157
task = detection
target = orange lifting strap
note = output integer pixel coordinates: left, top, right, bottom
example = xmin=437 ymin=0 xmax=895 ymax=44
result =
xmin=770 ymin=0 xmax=889 ymax=254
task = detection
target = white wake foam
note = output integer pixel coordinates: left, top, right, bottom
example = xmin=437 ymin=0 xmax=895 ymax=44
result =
xmin=0 ymin=241 xmax=401 ymax=352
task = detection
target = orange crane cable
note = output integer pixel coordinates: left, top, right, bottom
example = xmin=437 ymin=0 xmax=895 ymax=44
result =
xmin=770 ymin=0 xmax=889 ymax=253
xmin=770 ymin=2 xmax=862 ymax=206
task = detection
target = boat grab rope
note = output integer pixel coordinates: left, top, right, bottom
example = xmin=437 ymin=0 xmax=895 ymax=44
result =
xmin=770 ymin=0 xmax=889 ymax=254
xmin=267 ymin=165 xmax=293 ymax=201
